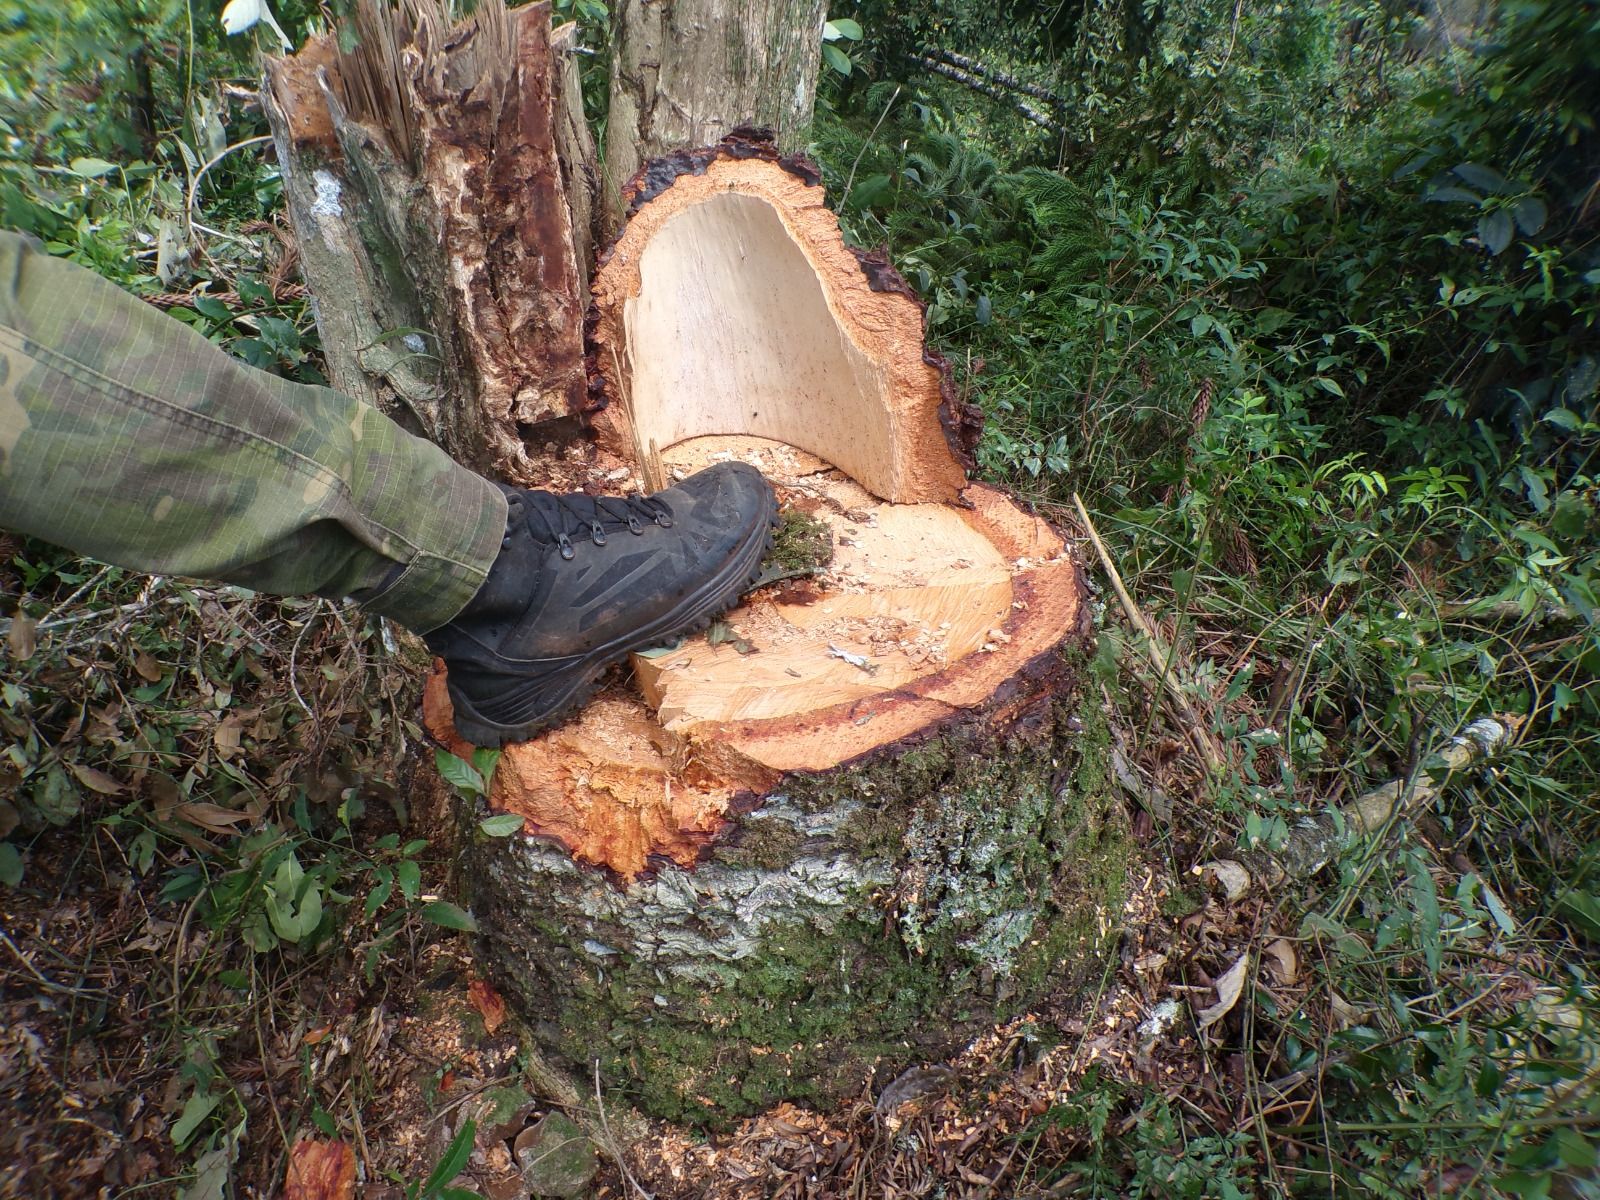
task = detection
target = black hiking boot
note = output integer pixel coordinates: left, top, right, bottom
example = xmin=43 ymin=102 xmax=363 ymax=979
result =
xmin=426 ymin=461 xmax=778 ymax=747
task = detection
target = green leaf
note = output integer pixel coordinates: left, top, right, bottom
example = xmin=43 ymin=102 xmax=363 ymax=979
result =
xmin=421 ymin=900 xmax=478 ymax=932
xmin=32 ymin=764 xmax=82 ymax=825
xmin=192 ymin=295 xmax=233 ymax=322
xmin=171 ymin=1090 xmax=219 ymax=1149
xmin=0 ymin=842 xmax=22 ymax=886
xmin=423 ymin=1119 xmax=477 ymax=1195
xmin=478 ymin=814 xmax=525 ymax=838
xmin=1556 ymin=891 xmax=1600 ymax=940
xmin=1406 ymin=849 xmax=1442 ymax=975
xmin=434 ymin=750 xmax=485 ymax=797
xmin=1512 ymin=195 xmax=1548 ymax=235
xmin=470 ymin=748 xmax=501 ymax=788
xmin=824 ymin=17 xmax=862 ymax=40
xmin=68 ymin=156 xmax=118 ymax=178
xmin=397 ymin=858 xmax=422 ymax=901
xmin=1478 ymin=209 xmax=1514 ymax=254
xmin=1452 ymin=161 xmax=1515 ymax=194
xmin=364 ymin=867 xmax=395 ymax=918
xmin=821 ymin=43 xmax=852 ymax=75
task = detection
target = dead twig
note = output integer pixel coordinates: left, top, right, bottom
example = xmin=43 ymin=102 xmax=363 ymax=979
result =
xmin=1071 ymin=493 xmax=1226 ymax=774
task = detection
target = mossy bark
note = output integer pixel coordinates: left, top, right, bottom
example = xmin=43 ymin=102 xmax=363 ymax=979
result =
xmin=466 ymin=665 xmax=1131 ymax=1126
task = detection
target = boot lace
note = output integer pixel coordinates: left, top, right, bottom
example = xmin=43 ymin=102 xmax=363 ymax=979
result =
xmin=504 ymin=490 xmax=674 ymax=561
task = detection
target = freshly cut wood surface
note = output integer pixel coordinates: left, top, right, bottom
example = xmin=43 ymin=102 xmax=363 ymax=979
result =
xmin=591 ymin=152 xmax=969 ymax=504
xmin=635 ymin=437 xmax=1016 ymax=729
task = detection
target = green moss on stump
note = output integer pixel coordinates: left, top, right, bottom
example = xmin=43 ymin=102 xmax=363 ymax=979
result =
xmin=473 ymin=668 xmax=1129 ymax=1128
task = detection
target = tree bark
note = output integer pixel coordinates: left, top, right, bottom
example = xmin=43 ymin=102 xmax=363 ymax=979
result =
xmin=262 ymin=0 xmax=588 ymax=481
xmin=425 ymin=136 xmax=1128 ymax=1127
xmin=601 ymin=0 xmax=827 ymax=234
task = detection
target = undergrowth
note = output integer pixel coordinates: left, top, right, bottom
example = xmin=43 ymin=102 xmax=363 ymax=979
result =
xmin=809 ymin=0 xmax=1598 ymax=1194
xmin=2 ymin=0 xmax=1597 ymax=1196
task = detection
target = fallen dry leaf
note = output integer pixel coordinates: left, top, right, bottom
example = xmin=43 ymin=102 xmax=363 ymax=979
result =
xmin=1263 ymin=937 xmax=1298 ymax=985
xmin=284 ymin=1138 xmax=356 ymax=1200
xmin=7 ymin=612 xmax=37 ymax=661
xmin=1198 ymin=859 xmax=1251 ymax=902
xmin=172 ymin=801 xmax=252 ymax=834
xmin=469 ymin=978 xmax=508 ymax=1034
xmin=1196 ymin=953 xmax=1250 ymax=1029
xmin=69 ymin=763 xmax=123 ymax=795
xmin=132 ymin=649 xmax=164 ymax=682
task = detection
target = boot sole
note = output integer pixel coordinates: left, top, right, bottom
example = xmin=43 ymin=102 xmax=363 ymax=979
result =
xmin=446 ymin=490 xmax=781 ymax=748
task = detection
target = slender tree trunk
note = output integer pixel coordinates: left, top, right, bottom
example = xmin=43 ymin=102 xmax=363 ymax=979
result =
xmin=601 ymin=0 xmax=827 ymax=232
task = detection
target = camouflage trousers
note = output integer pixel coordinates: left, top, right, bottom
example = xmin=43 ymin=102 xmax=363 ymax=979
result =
xmin=0 ymin=231 xmax=504 ymax=633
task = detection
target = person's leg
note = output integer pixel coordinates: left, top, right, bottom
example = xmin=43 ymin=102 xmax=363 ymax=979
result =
xmin=0 ymin=230 xmax=504 ymax=633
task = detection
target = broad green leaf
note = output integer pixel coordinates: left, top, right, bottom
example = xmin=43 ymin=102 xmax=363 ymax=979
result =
xmin=1452 ymin=161 xmax=1515 ymax=194
xmin=0 ymin=842 xmax=21 ymax=886
xmin=471 ymin=748 xmax=501 ymax=787
xmin=68 ymin=156 xmax=118 ymax=178
xmin=434 ymin=749 xmax=485 ymax=797
xmin=421 ymin=900 xmax=478 ymax=932
xmin=824 ymin=17 xmax=862 ymax=39
xmin=822 ymin=43 xmax=852 ymax=75
xmin=1478 ymin=209 xmax=1514 ymax=254
xmin=192 ymin=295 xmax=233 ymax=322
xmin=171 ymin=1090 xmax=219 ymax=1149
xmin=1512 ymin=195 xmax=1548 ymax=235
xmin=397 ymin=858 xmax=422 ymax=901
xmin=478 ymin=814 xmax=525 ymax=837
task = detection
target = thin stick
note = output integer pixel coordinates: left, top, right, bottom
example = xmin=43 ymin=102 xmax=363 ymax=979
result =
xmin=1071 ymin=493 xmax=1225 ymax=774
xmin=593 ymin=1058 xmax=653 ymax=1200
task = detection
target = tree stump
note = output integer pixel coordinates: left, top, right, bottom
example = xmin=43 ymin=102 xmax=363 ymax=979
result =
xmin=425 ymin=134 xmax=1131 ymax=1126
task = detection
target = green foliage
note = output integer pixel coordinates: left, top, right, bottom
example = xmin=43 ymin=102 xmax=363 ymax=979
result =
xmin=815 ymin=0 xmax=1599 ymax=1191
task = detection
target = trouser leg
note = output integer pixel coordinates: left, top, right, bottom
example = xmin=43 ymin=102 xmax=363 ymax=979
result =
xmin=0 ymin=231 xmax=504 ymax=633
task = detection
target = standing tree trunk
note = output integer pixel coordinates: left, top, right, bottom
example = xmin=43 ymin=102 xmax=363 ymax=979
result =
xmin=601 ymin=0 xmax=827 ymax=233
xmin=262 ymin=0 xmax=591 ymax=481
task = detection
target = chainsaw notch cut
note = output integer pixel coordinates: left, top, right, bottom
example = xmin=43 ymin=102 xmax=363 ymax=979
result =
xmin=426 ymin=134 xmax=1091 ymax=882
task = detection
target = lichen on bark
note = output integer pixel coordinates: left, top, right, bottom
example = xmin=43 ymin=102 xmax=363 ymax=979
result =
xmin=467 ymin=675 xmax=1131 ymax=1126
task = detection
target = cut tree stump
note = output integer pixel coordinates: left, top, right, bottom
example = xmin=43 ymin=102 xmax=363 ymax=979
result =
xmin=425 ymin=134 xmax=1130 ymax=1125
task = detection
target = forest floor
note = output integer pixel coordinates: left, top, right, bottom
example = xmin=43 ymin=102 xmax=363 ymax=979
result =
xmin=0 ymin=696 xmax=1253 ymax=1199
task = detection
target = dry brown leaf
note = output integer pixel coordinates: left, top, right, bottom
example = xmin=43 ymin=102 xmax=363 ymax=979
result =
xmin=7 ymin=613 xmax=37 ymax=661
xmin=0 ymin=798 xmax=19 ymax=840
xmin=146 ymin=771 xmax=184 ymax=821
xmin=213 ymin=715 xmax=243 ymax=759
xmin=69 ymin=763 xmax=124 ymax=795
xmin=1328 ymin=990 xmax=1369 ymax=1033
xmin=132 ymin=649 xmax=164 ymax=682
xmin=1263 ymin=937 xmax=1298 ymax=985
xmin=172 ymin=801 xmax=251 ymax=834
xmin=284 ymin=1138 xmax=356 ymax=1200
xmin=1196 ymin=953 xmax=1250 ymax=1029
xmin=469 ymin=978 xmax=507 ymax=1033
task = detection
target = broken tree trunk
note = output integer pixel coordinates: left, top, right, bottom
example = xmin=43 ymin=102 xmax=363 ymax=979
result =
xmin=601 ymin=0 xmax=827 ymax=234
xmin=425 ymin=134 xmax=1130 ymax=1126
xmin=262 ymin=0 xmax=589 ymax=480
